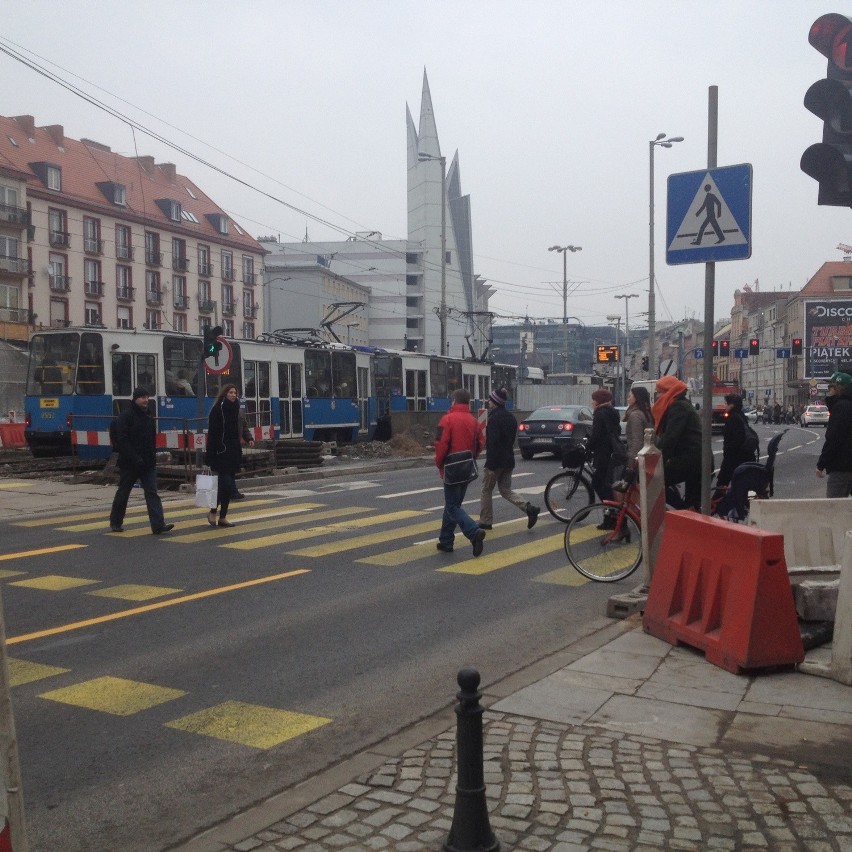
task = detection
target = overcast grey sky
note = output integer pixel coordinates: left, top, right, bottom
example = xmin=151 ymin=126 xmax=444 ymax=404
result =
xmin=2 ymin=1 xmax=849 ymax=331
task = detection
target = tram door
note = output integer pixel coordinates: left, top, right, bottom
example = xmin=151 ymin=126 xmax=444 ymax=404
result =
xmin=277 ymin=361 xmax=303 ymax=438
xmin=405 ymin=368 xmax=426 ymax=411
xmin=357 ymin=364 xmax=370 ymax=433
xmin=111 ymin=351 xmax=157 ymax=417
xmin=242 ymin=360 xmax=271 ymax=432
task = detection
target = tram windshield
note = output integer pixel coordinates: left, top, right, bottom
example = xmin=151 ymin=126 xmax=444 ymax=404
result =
xmin=28 ymin=332 xmax=79 ymax=396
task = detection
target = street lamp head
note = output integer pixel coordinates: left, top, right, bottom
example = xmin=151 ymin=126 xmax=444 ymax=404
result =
xmin=548 ymin=244 xmax=582 ymax=253
xmin=654 ymin=132 xmax=667 ymax=141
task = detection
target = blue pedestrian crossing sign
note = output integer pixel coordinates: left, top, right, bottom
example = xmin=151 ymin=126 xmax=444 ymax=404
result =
xmin=666 ymin=164 xmax=752 ymax=265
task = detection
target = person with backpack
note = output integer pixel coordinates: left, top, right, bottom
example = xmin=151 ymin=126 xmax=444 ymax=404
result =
xmin=716 ymin=393 xmax=759 ymax=489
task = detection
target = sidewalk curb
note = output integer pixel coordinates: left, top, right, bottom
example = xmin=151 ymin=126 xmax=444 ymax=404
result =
xmin=170 ymin=615 xmax=638 ymax=852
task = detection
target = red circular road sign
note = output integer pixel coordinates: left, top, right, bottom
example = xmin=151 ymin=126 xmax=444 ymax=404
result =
xmin=204 ymin=336 xmax=233 ymax=375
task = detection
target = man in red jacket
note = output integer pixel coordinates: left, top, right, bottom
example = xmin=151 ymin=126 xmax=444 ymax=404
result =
xmin=434 ymin=388 xmax=486 ymax=556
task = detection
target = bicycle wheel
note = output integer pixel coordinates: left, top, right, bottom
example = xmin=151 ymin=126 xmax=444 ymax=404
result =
xmin=564 ymin=502 xmax=642 ymax=582
xmin=544 ymin=470 xmax=594 ymax=522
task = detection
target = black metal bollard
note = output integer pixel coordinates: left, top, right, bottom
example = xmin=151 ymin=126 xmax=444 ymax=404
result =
xmin=444 ymin=667 xmax=499 ymax=852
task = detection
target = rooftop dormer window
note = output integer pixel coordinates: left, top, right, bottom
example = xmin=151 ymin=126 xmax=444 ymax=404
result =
xmin=155 ymin=198 xmax=182 ymax=222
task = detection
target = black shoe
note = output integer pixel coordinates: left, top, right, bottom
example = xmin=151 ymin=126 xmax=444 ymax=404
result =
xmin=478 ymin=523 xmax=493 ymax=530
xmin=526 ymin=504 xmax=540 ymax=529
xmin=217 ymin=519 xmax=235 ymax=528
xmin=153 ymin=523 xmax=175 ymax=535
xmin=110 ymin=525 xmax=124 ymax=533
xmin=596 ymin=514 xmax=617 ymax=530
xmin=436 ymin=542 xmax=454 ymax=553
xmin=232 ymin=492 xmax=246 ymax=500
xmin=472 ymin=528 xmax=485 ymax=557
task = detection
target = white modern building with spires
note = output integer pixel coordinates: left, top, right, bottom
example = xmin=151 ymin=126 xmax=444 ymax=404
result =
xmin=261 ymin=70 xmax=493 ymax=358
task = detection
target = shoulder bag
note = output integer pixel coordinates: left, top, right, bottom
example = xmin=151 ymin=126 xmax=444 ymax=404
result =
xmin=443 ymin=450 xmax=479 ymax=485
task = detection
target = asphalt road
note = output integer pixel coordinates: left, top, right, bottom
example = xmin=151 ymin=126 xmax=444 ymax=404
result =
xmin=4 ymin=422 xmax=827 ymax=851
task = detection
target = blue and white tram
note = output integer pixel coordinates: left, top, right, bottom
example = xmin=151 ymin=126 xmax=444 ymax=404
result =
xmin=24 ymin=328 xmax=517 ymax=459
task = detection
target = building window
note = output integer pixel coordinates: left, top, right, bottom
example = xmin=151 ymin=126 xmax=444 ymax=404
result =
xmin=198 ymin=244 xmax=212 ymax=276
xmin=83 ymin=217 xmax=102 ymax=254
xmin=113 ymin=183 xmax=126 ymax=206
xmin=117 ymin=306 xmax=132 ymax=329
xmin=0 ymin=185 xmax=19 ymax=208
xmin=48 ymin=208 xmax=69 ymax=247
xmin=116 ymin=224 xmax=133 ymax=260
xmin=0 ymin=283 xmax=21 ymax=323
xmin=173 ymin=276 xmax=187 ymax=309
xmin=48 ymin=254 xmax=69 ymax=291
xmin=84 ymin=259 xmax=103 ymax=296
xmin=222 ymin=319 xmax=234 ymax=337
xmin=242 ymin=322 xmax=254 ymax=339
xmin=84 ymin=301 xmax=101 ymax=326
xmin=0 ymin=235 xmax=18 ymax=264
xmin=222 ymin=284 xmax=234 ymax=315
xmin=145 ymin=231 xmax=162 ymax=266
xmin=145 ymin=270 xmax=161 ymax=305
xmin=116 ymin=265 xmax=133 ymax=300
xmin=242 ymin=255 xmax=255 ymax=286
xmin=145 ymin=309 xmax=161 ymax=330
xmin=172 ymin=238 xmax=188 ymax=271
xmin=243 ymin=290 xmax=256 ymax=319
xmin=221 ymin=250 xmax=234 ymax=281
xmin=46 ymin=165 xmax=61 ymax=191
xmin=173 ymin=312 xmax=187 ymax=333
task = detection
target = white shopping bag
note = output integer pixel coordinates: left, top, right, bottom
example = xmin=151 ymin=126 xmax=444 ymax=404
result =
xmin=194 ymin=470 xmax=218 ymax=509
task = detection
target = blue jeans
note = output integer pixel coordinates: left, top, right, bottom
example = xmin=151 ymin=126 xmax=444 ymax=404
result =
xmin=109 ymin=465 xmax=166 ymax=532
xmin=439 ymin=481 xmax=479 ymax=548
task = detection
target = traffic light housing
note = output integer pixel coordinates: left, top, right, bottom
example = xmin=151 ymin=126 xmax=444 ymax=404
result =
xmin=711 ymin=341 xmax=718 ymax=355
xmin=203 ymin=325 xmax=223 ymax=361
xmin=792 ymin=337 xmax=803 ymax=355
xmin=801 ymin=14 xmax=852 ymax=206
xmin=642 ymin=355 xmax=649 ymax=371
xmin=749 ymin=338 xmax=760 ymax=355
xmin=720 ymin=340 xmax=730 ymax=356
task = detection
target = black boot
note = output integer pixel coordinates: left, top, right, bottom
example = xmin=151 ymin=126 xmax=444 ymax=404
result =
xmin=596 ymin=511 xmax=617 ymax=530
xmin=526 ymin=503 xmax=540 ymax=529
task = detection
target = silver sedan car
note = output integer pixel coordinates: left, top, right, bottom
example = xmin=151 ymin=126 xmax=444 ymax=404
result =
xmin=801 ymin=404 xmax=829 ymax=427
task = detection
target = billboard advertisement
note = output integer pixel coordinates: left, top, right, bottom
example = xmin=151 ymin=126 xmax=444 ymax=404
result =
xmin=803 ymin=300 xmax=852 ymax=378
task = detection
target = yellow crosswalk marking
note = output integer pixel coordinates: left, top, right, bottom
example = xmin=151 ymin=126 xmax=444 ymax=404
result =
xmin=289 ymin=519 xmax=438 ymax=557
xmin=0 ymin=544 xmax=86 ymax=562
xmin=9 ymin=658 xmax=70 ymax=687
xmin=88 ymin=584 xmax=182 ymax=601
xmin=0 ymin=570 xmax=26 ymax=580
xmin=40 ymin=676 xmax=186 ymax=716
xmin=0 ymin=481 xmax=32 ymax=490
xmin=165 ymin=700 xmax=330 ymax=749
xmin=168 ymin=505 xmax=349 ymax=544
xmin=17 ymin=505 xmax=158 ymax=527
xmin=438 ymin=532 xmax=566 ymax=576
xmin=533 ymin=564 xmax=590 ymax=586
xmin=10 ymin=575 xmax=99 ymax=591
xmin=223 ymin=510 xmax=425 ymax=551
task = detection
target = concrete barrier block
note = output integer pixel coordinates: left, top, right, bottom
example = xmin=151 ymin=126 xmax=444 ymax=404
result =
xmin=794 ymin=579 xmax=840 ymax=621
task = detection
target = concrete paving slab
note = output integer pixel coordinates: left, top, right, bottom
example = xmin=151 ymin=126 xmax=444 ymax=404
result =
xmin=745 ymin=671 xmax=852 ymax=713
xmin=545 ymin=667 xmax=643 ymax=695
xmin=565 ymin=647 xmax=663 ymax=680
xmin=778 ymin=704 xmax=852 ymax=727
xmin=603 ymin=628 xmax=671 ymax=657
xmin=587 ymin=693 xmax=728 ymax=747
xmin=636 ymin=680 xmax=744 ymax=712
xmin=491 ymin=677 xmax=613 ymax=726
xmin=646 ymin=647 xmax=750 ymax=696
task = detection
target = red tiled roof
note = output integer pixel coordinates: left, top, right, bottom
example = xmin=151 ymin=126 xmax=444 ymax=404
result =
xmin=0 ymin=114 xmax=264 ymax=254
xmin=800 ymin=261 xmax=852 ymax=295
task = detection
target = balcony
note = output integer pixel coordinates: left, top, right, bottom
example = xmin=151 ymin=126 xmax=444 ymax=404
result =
xmin=116 ymin=286 xmax=135 ymax=302
xmin=172 ymin=256 xmax=190 ymax=272
xmin=198 ymin=261 xmax=214 ymax=276
xmin=84 ymin=280 xmax=105 ymax=298
xmin=198 ymin=299 xmax=215 ymax=313
xmin=145 ymin=250 xmax=163 ymax=267
xmin=222 ymin=267 xmax=235 ymax=282
xmin=49 ymin=274 xmax=71 ymax=292
xmin=243 ymin=303 xmax=259 ymax=319
xmin=0 ymin=255 xmax=29 ymax=276
xmin=116 ymin=244 xmax=135 ymax=261
xmin=0 ymin=203 xmax=28 ymax=227
xmin=49 ymin=230 xmax=71 ymax=248
xmin=173 ymin=296 xmax=188 ymax=310
xmin=242 ymin=272 xmax=256 ymax=286
xmin=84 ymin=237 xmax=104 ymax=255
xmin=146 ymin=290 xmax=163 ymax=306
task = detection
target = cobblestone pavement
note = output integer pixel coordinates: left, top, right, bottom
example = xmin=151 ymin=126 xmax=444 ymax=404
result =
xmin=220 ymin=714 xmax=852 ymax=851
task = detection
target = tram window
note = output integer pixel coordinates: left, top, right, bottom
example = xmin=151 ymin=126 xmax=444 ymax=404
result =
xmin=305 ymin=350 xmax=332 ymax=397
xmin=28 ymin=332 xmax=79 ymax=396
xmin=112 ymin=353 xmax=133 ymax=397
xmin=136 ymin=354 xmax=156 ymax=396
xmin=331 ymin=351 xmax=356 ymax=397
xmin=163 ymin=336 xmax=202 ymax=396
xmin=76 ymin=333 xmax=105 ymax=395
xmin=447 ymin=361 xmax=462 ymax=394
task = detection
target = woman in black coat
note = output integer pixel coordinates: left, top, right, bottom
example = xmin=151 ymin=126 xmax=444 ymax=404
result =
xmin=206 ymin=384 xmax=253 ymax=527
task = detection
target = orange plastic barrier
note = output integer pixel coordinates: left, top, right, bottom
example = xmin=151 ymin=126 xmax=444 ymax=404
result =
xmin=0 ymin=423 xmax=25 ymax=449
xmin=643 ymin=510 xmax=804 ymax=674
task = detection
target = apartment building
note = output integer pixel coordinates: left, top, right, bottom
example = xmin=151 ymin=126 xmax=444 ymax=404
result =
xmin=0 ymin=114 xmax=265 ymax=342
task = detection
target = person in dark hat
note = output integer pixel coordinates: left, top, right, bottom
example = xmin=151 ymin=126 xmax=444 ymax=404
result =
xmin=817 ymin=371 xmax=852 ymax=497
xmin=588 ymin=387 xmax=623 ymax=525
xmin=478 ymin=387 xmax=540 ymax=531
xmin=108 ymin=387 xmax=174 ymax=534
xmin=716 ymin=392 xmax=759 ymax=489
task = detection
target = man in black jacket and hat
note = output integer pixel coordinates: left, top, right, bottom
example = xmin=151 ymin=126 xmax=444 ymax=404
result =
xmin=816 ymin=371 xmax=852 ymax=497
xmin=108 ymin=387 xmax=174 ymax=534
xmin=478 ymin=387 xmax=540 ymax=531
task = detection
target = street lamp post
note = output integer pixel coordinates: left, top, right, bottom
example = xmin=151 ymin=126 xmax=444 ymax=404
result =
xmin=607 ymin=314 xmax=622 ymax=402
xmin=548 ymin=244 xmax=582 ymax=373
xmin=648 ymin=133 xmax=683 ymax=378
xmin=418 ymin=153 xmax=448 ymax=355
xmin=615 ymin=294 xmax=638 ymax=404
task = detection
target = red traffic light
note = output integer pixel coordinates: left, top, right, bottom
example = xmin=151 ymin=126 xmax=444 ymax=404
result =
xmin=792 ymin=337 xmax=803 ymax=355
xmin=809 ymin=13 xmax=852 ymax=66
xmin=720 ymin=340 xmax=730 ymax=356
xmin=749 ymin=338 xmax=760 ymax=355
